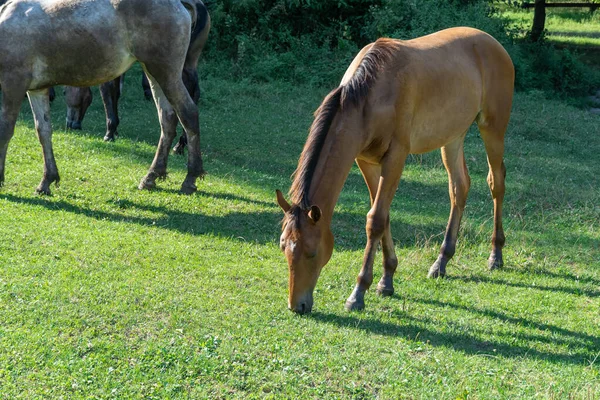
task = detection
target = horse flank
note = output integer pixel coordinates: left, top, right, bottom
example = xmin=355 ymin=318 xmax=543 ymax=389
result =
xmin=289 ymin=39 xmax=398 ymax=210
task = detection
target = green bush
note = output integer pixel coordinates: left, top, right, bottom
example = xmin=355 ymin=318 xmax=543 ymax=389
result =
xmin=200 ymin=0 xmax=598 ymax=96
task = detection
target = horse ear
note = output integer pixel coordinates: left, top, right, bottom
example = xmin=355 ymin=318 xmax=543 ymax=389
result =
xmin=308 ymin=205 xmax=321 ymax=223
xmin=276 ymin=190 xmax=291 ymax=212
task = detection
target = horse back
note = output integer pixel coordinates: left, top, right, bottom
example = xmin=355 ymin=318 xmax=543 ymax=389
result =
xmin=357 ymin=27 xmax=514 ymax=155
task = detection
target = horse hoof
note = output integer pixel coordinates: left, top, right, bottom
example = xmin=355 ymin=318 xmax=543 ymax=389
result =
xmin=35 ymin=186 xmax=52 ymax=196
xmin=103 ymin=135 xmax=115 ymax=142
xmin=345 ymin=298 xmax=365 ymax=312
xmin=138 ymin=179 xmax=156 ymax=191
xmin=376 ymin=285 xmax=394 ymax=297
xmin=488 ymin=257 xmax=503 ymax=271
xmin=179 ymin=183 xmax=197 ymax=195
xmin=427 ymin=257 xmax=447 ymax=279
xmin=172 ymin=143 xmax=185 ymax=155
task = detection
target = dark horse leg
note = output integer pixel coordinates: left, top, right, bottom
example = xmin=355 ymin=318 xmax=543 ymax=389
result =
xmin=28 ymin=89 xmax=60 ymax=195
xmin=100 ymin=76 xmax=122 ymax=142
xmin=143 ymin=71 xmax=188 ymax=155
xmin=139 ymin=65 xmax=203 ymax=194
xmin=0 ymin=81 xmax=28 ymax=188
xmin=141 ymin=72 xmax=152 ymax=101
xmin=428 ymin=135 xmax=471 ymax=278
xmin=48 ymin=87 xmax=56 ymax=102
xmin=172 ymin=67 xmax=200 ymax=155
xmin=65 ymin=87 xmax=92 ymax=130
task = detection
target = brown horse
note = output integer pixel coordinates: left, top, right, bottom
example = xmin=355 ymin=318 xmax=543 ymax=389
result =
xmin=276 ymin=27 xmax=514 ymax=314
xmin=64 ymin=1 xmax=209 ymax=149
xmin=0 ymin=0 xmax=206 ymax=195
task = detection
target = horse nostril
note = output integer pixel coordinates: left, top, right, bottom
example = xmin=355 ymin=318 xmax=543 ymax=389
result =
xmin=301 ymin=303 xmax=306 ymax=313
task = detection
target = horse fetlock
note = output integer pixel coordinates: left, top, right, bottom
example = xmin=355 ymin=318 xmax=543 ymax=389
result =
xmin=345 ymin=287 xmax=366 ymax=312
xmin=35 ymin=180 xmax=53 ymax=196
xmin=138 ymin=173 xmax=158 ymax=191
xmin=376 ymin=275 xmax=394 ymax=297
xmin=427 ymin=256 xmax=447 ymax=279
xmin=488 ymin=250 xmax=503 ymax=270
xmin=103 ymin=131 xmax=117 ymax=142
xmin=179 ymin=180 xmax=197 ymax=195
xmin=173 ymin=141 xmax=185 ymax=155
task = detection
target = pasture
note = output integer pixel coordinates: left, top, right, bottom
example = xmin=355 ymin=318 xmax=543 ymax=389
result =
xmin=0 ymin=67 xmax=599 ymax=398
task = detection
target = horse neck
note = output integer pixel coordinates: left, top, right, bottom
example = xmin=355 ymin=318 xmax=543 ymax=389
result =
xmin=308 ymin=115 xmax=364 ymax=225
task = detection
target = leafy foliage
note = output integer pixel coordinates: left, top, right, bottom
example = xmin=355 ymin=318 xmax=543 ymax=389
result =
xmin=200 ymin=0 xmax=598 ymax=96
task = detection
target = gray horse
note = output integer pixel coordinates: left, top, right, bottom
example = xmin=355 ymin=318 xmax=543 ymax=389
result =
xmin=64 ymin=1 xmax=209 ymax=147
xmin=0 ymin=0 xmax=205 ymax=195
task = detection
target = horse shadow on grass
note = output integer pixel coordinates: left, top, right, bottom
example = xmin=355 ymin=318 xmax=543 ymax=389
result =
xmin=0 ymin=192 xmax=449 ymax=252
xmin=309 ymin=305 xmax=600 ymax=366
xmin=449 ymin=273 xmax=600 ymax=298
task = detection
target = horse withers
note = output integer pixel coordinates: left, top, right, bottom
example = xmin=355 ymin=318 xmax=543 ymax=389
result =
xmin=276 ymin=27 xmax=515 ymax=314
xmin=0 ymin=0 xmax=207 ymax=195
xmin=65 ymin=2 xmax=209 ymax=149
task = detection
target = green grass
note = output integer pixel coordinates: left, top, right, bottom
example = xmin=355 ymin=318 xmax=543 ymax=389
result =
xmin=501 ymin=7 xmax=600 ymax=47
xmin=0 ymin=69 xmax=599 ymax=398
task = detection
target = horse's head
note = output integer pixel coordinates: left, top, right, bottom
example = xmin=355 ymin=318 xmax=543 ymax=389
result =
xmin=64 ymin=87 xmax=92 ymax=130
xmin=276 ymin=190 xmax=334 ymax=314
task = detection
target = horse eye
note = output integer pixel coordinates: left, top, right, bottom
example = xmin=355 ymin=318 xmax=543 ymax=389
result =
xmin=305 ymin=250 xmax=317 ymax=259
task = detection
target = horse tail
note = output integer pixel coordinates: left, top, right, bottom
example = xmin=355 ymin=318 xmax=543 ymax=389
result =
xmin=185 ymin=0 xmax=210 ymax=64
xmin=180 ymin=0 xmax=198 ymax=30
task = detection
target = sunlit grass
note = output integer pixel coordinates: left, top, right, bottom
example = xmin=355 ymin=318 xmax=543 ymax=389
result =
xmin=0 ymin=69 xmax=599 ymax=398
xmin=501 ymin=7 xmax=600 ymax=46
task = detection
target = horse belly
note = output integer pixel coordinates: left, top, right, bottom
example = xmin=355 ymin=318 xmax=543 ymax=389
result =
xmin=407 ymin=99 xmax=480 ymax=154
xmin=29 ymin=49 xmax=135 ymax=89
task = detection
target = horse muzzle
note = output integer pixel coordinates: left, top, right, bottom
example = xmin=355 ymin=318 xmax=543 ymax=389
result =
xmin=289 ymin=291 xmax=314 ymax=314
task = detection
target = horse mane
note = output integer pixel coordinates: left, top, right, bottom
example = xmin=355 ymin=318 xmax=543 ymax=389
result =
xmin=288 ymin=39 xmax=398 ymax=210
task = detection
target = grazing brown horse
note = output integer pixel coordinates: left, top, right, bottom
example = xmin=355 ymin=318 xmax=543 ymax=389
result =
xmin=64 ymin=1 xmax=209 ymax=149
xmin=276 ymin=27 xmax=514 ymax=314
xmin=0 ymin=0 xmax=205 ymax=195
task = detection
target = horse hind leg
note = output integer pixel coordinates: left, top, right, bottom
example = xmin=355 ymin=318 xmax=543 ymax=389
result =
xmin=100 ymin=77 xmax=121 ymax=142
xmin=137 ymin=71 xmax=179 ymax=191
xmin=28 ymin=89 xmax=60 ymax=195
xmin=428 ymin=135 xmax=471 ymax=278
xmin=142 ymin=63 xmax=203 ymax=195
xmin=0 ymin=83 xmax=27 ymax=188
xmin=478 ymin=112 xmax=508 ymax=270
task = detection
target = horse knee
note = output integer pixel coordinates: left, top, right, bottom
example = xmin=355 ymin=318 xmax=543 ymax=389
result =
xmin=487 ymin=170 xmax=505 ymax=198
xmin=366 ymin=211 xmax=388 ymax=240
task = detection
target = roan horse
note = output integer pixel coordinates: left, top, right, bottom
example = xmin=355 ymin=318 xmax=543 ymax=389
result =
xmin=0 ymin=0 xmax=206 ymax=195
xmin=64 ymin=0 xmax=210 ymax=151
xmin=276 ymin=27 xmax=514 ymax=314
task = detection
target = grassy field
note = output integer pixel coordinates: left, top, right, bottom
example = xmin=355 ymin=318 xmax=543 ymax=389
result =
xmin=0 ymin=68 xmax=599 ymax=398
xmin=501 ymin=6 xmax=600 ymax=48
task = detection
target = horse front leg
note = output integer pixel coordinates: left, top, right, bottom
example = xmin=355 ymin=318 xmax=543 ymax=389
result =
xmin=346 ymin=146 xmax=408 ymax=311
xmin=28 ymin=89 xmax=59 ymax=195
xmin=356 ymin=159 xmax=398 ymax=297
xmin=0 ymin=85 xmax=26 ymax=188
xmin=100 ymin=77 xmax=121 ymax=142
xmin=137 ymin=73 xmax=179 ymax=191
